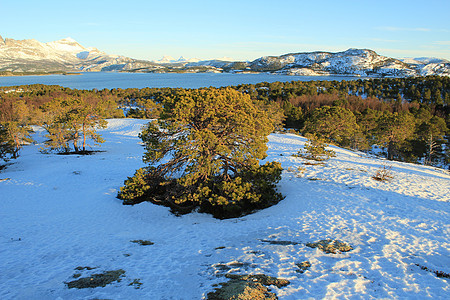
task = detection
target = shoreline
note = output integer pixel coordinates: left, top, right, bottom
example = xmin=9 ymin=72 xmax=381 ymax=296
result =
xmin=0 ymin=71 xmax=82 ymax=77
xmin=0 ymin=70 xmax=406 ymax=79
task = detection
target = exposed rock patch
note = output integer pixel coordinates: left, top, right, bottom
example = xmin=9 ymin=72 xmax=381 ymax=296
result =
xmin=130 ymin=239 xmax=154 ymax=246
xmin=306 ymin=239 xmax=353 ymax=254
xmin=212 ymin=262 xmax=255 ymax=275
xmin=296 ymin=261 xmax=311 ymax=273
xmin=66 ymin=269 xmax=125 ymax=289
xmin=260 ymin=239 xmax=300 ymax=245
xmin=207 ymin=274 xmax=290 ymax=300
xmin=416 ymin=264 xmax=450 ymax=279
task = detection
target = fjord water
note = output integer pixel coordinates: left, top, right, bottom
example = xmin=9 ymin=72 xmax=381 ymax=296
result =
xmin=0 ymin=72 xmax=358 ymax=89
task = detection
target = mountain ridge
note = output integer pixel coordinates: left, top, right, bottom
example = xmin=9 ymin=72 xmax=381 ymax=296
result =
xmin=0 ymin=35 xmax=449 ymax=77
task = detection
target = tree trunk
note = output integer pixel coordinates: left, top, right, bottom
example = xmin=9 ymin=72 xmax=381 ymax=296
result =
xmin=73 ymin=132 xmax=79 ymax=152
xmin=426 ymin=133 xmax=434 ymax=165
xmin=387 ymin=140 xmax=394 ymax=160
xmin=82 ymin=122 xmax=86 ymax=152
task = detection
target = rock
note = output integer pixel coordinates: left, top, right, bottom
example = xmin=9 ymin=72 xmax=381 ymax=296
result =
xmin=207 ymin=274 xmax=290 ymax=300
xmin=207 ymin=280 xmax=276 ymax=300
xmin=260 ymin=239 xmax=300 ymax=245
xmin=306 ymin=239 xmax=353 ymax=254
xmin=225 ymin=274 xmax=290 ymax=288
xmin=66 ymin=269 xmax=125 ymax=289
xmin=296 ymin=261 xmax=311 ymax=273
xmin=130 ymin=239 xmax=154 ymax=246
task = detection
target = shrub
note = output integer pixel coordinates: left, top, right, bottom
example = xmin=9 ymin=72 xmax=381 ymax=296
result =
xmin=294 ymin=133 xmax=335 ymax=161
xmin=372 ymin=164 xmax=394 ymax=182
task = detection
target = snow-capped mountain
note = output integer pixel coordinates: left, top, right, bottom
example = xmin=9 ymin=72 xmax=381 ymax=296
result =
xmin=0 ymin=35 xmax=449 ymax=76
xmin=154 ymin=56 xmax=201 ymax=64
xmin=184 ymin=49 xmax=449 ymax=77
xmin=247 ymin=49 xmax=439 ymax=77
xmin=399 ymin=57 xmax=450 ymax=76
xmin=400 ymin=57 xmax=450 ymax=65
xmin=0 ymin=35 xmax=156 ymax=72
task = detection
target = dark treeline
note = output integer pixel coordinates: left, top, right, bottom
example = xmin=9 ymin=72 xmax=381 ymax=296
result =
xmin=0 ymin=85 xmax=124 ymax=159
xmin=1 ymin=76 xmax=449 ymax=167
xmin=233 ymin=76 xmax=449 ymax=166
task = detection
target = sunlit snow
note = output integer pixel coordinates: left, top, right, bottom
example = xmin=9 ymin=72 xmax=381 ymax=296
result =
xmin=0 ymin=119 xmax=449 ymax=299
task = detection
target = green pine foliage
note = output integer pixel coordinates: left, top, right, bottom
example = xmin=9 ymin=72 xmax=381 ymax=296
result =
xmin=417 ymin=116 xmax=448 ymax=165
xmin=118 ymin=87 xmax=284 ymax=219
xmin=40 ymin=95 xmax=109 ymax=153
xmin=118 ymin=168 xmax=153 ymax=204
xmin=374 ymin=111 xmax=415 ymax=160
xmin=1 ymin=76 xmax=448 ymax=167
xmin=302 ymin=105 xmax=360 ymax=148
xmin=294 ymin=133 xmax=335 ymax=161
xmin=0 ymin=99 xmax=34 ymax=161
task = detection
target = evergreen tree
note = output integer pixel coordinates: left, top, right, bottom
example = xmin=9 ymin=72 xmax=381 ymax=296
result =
xmin=302 ymin=105 xmax=360 ymax=147
xmin=0 ymin=99 xmax=34 ymax=161
xmin=375 ymin=111 xmax=415 ymax=160
xmin=357 ymin=108 xmax=383 ymax=147
xmin=40 ymin=95 xmax=108 ymax=153
xmin=417 ymin=116 xmax=448 ymax=165
xmin=129 ymin=98 xmax=162 ymax=119
xmin=295 ymin=133 xmax=335 ymax=161
xmin=118 ymin=87 xmax=283 ymax=219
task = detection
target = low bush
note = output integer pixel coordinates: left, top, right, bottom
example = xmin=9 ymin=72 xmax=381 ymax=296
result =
xmin=372 ymin=164 xmax=394 ymax=182
xmin=294 ymin=133 xmax=335 ymax=161
xmin=118 ymin=161 xmax=284 ymax=219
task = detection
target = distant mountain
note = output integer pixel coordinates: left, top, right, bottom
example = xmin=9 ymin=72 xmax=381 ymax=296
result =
xmin=245 ymin=49 xmax=450 ymax=77
xmin=0 ymin=35 xmax=449 ymax=77
xmin=400 ymin=57 xmax=450 ymax=65
xmin=154 ymin=56 xmax=201 ymax=64
xmin=0 ymin=35 xmax=157 ymax=72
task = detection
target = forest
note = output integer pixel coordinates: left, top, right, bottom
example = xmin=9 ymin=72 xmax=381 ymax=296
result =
xmin=1 ymin=76 xmax=449 ymax=168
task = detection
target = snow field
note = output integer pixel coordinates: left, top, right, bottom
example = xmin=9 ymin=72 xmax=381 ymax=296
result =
xmin=0 ymin=119 xmax=449 ymax=299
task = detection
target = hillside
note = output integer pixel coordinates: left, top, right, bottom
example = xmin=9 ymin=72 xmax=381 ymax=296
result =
xmin=1 ymin=35 xmax=449 ymax=77
xmin=1 ymin=119 xmax=449 ymax=299
xmin=0 ymin=35 xmax=157 ymax=72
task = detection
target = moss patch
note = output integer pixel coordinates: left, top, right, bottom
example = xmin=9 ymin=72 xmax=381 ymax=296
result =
xmin=66 ymin=269 xmax=125 ymax=289
xmin=74 ymin=266 xmax=97 ymax=271
xmin=296 ymin=261 xmax=311 ymax=273
xmin=306 ymin=239 xmax=353 ymax=254
xmin=260 ymin=239 xmax=300 ymax=246
xmin=131 ymin=239 xmax=154 ymax=246
xmin=128 ymin=278 xmax=143 ymax=289
xmin=207 ymin=274 xmax=290 ymax=300
xmin=302 ymin=161 xmax=326 ymax=166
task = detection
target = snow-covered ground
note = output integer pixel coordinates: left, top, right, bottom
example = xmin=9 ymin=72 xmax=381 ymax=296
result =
xmin=1 ymin=119 xmax=449 ymax=299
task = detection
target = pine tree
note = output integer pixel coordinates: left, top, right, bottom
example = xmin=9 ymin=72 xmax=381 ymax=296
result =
xmin=295 ymin=133 xmax=335 ymax=161
xmin=302 ymin=105 xmax=360 ymax=147
xmin=0 ymin=99 xmax=34 ymax=161
xmin=375 ymin=111 xmax=415 ymax=160
xmin=118 ymin=87 xmax=283 ymax=218
xmin=40 ymin=95 xmax=108 ymax=153
xmin=417 ymin=116 xmax=448 ymax=165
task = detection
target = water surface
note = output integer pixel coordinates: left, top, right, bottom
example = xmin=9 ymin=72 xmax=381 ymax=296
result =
xmin=0 ymin=72 xmax=359 ymax=90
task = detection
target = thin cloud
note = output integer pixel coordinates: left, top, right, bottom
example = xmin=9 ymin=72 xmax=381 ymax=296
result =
xmin=434 ymin=41 xmax=450 ymax=45
xmin=377 ymin=47 xmax=450 ymax=59
xmin=376 ymin=26 xmax=430 ymax=32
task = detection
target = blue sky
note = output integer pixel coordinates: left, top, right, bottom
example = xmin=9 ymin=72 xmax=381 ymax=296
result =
xmin=1 ymin=0 xmax=449 ymax=61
